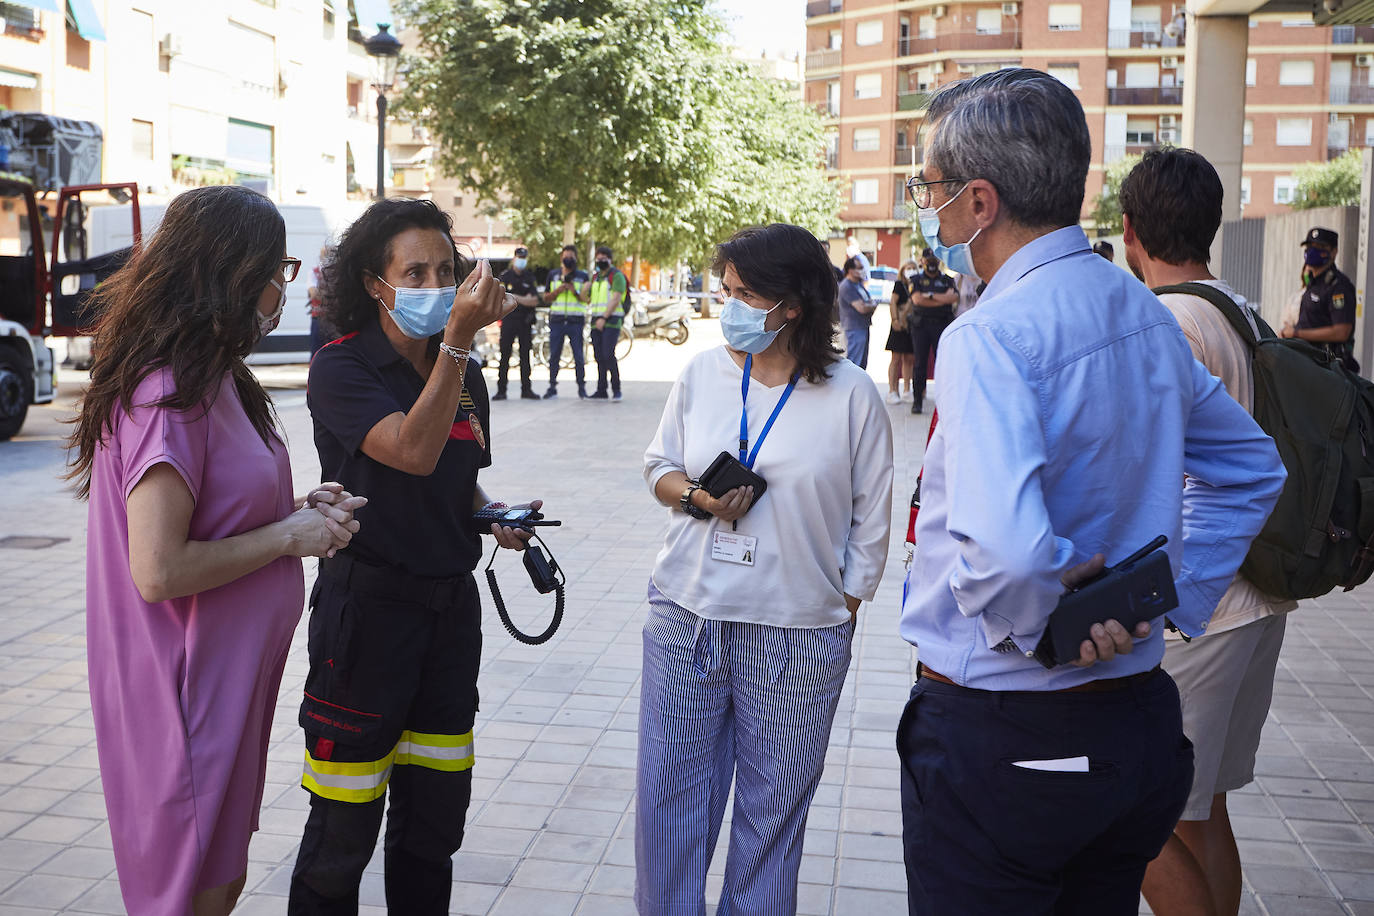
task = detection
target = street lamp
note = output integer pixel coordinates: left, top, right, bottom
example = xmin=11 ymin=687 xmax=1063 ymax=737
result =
xmin=364 ymin=23 xmax=402 ymax=201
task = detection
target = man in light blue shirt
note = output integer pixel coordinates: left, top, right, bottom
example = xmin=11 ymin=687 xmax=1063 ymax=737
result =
xmin=896 ymin=69 xmax=1285 ymax=914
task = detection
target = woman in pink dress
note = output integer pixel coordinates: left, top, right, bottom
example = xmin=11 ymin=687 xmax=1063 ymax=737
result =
xmin=67 ymin=186 xmax=367 ymax=916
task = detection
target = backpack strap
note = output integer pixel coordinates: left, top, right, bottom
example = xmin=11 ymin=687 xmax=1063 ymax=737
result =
xmin=1152 ymin=282 xmax=1269 ymax=349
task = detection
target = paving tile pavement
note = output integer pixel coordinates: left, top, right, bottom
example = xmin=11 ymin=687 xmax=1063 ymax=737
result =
xmin=0 ymin=321 xmax=1372 ymax=914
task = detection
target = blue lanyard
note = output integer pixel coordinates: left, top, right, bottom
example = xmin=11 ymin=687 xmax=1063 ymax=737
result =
xmin=739 ymin=354 xmax=800 ymax=469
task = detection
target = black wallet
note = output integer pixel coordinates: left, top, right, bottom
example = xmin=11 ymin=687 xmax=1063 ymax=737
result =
xmin=698 ymin=451 xmax=768 ymax=511
xmin=1033 ymin=536 xmax=1178 ymax=668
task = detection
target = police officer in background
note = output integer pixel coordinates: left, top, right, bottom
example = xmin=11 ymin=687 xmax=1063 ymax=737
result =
xmin=1283 ymin=227 xmax=1360 ymax=373
xmin=907 ymin=248 xmax=958 ymax=414
xmin=494 ymin=246 xmax=540 ymax=401
xmin=587 ymin=244 xmax=628 ymax=401
xmin=544 ymin=243 xmax=590 ymax=399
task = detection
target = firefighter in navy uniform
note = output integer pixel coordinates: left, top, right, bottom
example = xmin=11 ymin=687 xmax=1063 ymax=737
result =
xmin=290 ymin=199 xmax=531 ymax=915
xmin=1284 ymin=226 xmax=1360 ymax=373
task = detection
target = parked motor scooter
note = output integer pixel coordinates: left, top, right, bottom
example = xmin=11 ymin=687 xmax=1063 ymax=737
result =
xmin=631 ymin=298 xmax=692 ymax=346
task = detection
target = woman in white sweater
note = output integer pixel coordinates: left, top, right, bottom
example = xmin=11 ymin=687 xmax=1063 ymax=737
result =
xmin=638 ymin=223 xmax=894 ymax=915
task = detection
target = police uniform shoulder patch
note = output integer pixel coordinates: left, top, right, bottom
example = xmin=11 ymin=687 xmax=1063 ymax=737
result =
xmin=1334 ymin=293 xmax=1347 ymax=310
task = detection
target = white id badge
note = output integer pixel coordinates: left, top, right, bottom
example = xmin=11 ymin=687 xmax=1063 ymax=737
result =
xmin=711 ymin=531 xmax=758 ymax=566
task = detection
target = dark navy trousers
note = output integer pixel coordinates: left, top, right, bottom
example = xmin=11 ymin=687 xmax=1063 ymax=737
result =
xmin=897 ymin=668 xmax=1193 ymax=915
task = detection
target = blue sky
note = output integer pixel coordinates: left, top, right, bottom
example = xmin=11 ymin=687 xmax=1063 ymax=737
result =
xmin=716 ymin=0 xmax=806 ymax=58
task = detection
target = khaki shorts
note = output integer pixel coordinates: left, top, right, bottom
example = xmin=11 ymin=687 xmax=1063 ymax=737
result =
xmin=1163 ymin=613 xmax=1288 ymax=821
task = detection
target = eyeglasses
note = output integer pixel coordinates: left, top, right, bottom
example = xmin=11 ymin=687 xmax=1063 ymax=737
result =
xmin=280 ymin=257 xmax=301 ymax=282
xmin=906 ymin=176 xmax=969 ymax=210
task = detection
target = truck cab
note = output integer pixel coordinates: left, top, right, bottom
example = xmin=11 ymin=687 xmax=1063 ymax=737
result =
xmin=0 ymin=173 xmax=140 ymax=440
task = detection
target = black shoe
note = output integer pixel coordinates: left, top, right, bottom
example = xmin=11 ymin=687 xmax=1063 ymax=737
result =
xmin=912 ymin=397 xmax=923 ymax=414
xmin=589 ymin=390 xmax=609 ymax=400
xmin=543 ymin=388 xmax=558 ymax=400
xmin=521 ymin=390 xmax=540 ymax=400
xmin=492 ymin=391 xmax=507 ymax=401
xmin=612 ymin=391 xmax=622 ymax=401
xmin=578 ymin=389 xmax=589 ymax=399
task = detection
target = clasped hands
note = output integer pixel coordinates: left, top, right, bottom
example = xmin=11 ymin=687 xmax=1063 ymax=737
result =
xmin=292 ymin=482 xmax=367 ymax=559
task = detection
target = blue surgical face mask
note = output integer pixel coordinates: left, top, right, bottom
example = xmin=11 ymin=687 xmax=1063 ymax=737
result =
xmin=918 ymin=183 xmax=984 ymax=280
xmin=373 ymin=275 xmax=456 ymax=339
xmin=513 ymin=257 xmax=528 ymax=270
xmin=720 ymin=297 xmax=784 ymax=354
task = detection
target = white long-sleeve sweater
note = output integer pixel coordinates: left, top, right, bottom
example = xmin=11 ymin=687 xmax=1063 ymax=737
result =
xmin=644 ymin=347 xmax=894 ymax=628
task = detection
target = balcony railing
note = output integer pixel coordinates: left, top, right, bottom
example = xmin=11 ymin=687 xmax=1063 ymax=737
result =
xmin=899 ymin=29 xmax=1021 ymax=55
xmin=897 ymin=89 xmax=934 ymax=112
xmin=1107 ymin=28 xmax=1170 ymax=49
xmin=806 ymin=0 xmax=840 ymax=16
xmin=894 ymin=202 xmax=912 ymax=221
xmin=894 ymin=146 xmax=923 ymax=167
xmin=1107 ymin=86 xmax=1182 ymax=105
xmin=814 ymin=100 xmax=840 ymax=118
xmin=1330 ymin=83 xmax=1374 ymax=104
xmin=805 ymin=48 xmax=842 ymax=72
xmin=1332 ymin=25 xmax=1374 ymax=43
xmin=1328 ymin=145 xmax=1350 ymax=161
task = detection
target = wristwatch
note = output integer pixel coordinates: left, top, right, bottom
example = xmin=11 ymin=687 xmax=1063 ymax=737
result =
xmin=680 ymin=482 xmax=711 ymax=519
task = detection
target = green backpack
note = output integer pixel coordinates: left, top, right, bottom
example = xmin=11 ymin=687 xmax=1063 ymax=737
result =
xmin=1155 ymin=282 xmax=1374 ymax=600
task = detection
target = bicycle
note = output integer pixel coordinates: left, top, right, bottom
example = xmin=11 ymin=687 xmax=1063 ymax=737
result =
xmin=532 ymin=309 xmax=632 ymax=368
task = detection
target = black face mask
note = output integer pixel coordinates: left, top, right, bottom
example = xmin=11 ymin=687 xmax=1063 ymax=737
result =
xmin=595 ymin=258 xmax=610 ymax=271
xmin=562 ymin=257 xmax=576 ymax=270
xmin=925 ymin=265 xmax=939 ymax=275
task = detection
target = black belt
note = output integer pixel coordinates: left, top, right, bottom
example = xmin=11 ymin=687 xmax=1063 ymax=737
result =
xmin=318 ymin=553 xmax=472 ymax=611
xmin=917 ymin=662 xmax=1160 ymax=694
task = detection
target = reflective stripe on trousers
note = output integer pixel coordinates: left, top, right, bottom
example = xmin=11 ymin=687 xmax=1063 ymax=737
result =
xmin=302 ymin=729 xmax=475 ymax=803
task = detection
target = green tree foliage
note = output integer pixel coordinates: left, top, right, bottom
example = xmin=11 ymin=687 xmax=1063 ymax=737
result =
xmin=1089 ymin=153 xmax=1142 ymax=237
xmin=396 ymin=0 xmax=840 ymax=266
xmin=1292 ymin=149 xmax=1362 ymax=210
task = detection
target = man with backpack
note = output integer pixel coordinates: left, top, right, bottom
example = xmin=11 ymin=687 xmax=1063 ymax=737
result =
xmin=1121 ymin=148 xmax=1297 ymax=916
xmin=1283 ymin=227 xmax=1360 ymax=374
xmin=587 ymin=244 xmax=628 ymax=400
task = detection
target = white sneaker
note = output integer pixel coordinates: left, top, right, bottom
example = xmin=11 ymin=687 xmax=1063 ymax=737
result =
xmin=885 ymin=391 xmax=902 ymax=405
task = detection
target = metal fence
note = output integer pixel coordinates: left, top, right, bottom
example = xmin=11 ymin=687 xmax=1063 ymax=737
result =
xmin=1218 ymin=205 xmax=1359 ymax=325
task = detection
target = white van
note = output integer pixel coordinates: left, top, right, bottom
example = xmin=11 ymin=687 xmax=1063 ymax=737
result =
xmin=91 ymin=200 xmax=368 ymax=364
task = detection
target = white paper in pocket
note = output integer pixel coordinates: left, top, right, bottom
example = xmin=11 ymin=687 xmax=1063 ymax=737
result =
xmin=1011 ymin=756 xmax=1090 ymax=773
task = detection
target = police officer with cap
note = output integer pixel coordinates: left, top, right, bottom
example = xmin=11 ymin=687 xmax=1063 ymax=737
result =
xmin=1284 ymin=227 xmax=1360 ymax=372
xmin=494 ymin=246 xmax=540 ymax=400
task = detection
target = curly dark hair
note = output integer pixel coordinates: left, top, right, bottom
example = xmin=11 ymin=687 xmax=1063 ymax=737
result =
xmin=67 ymin=185 xmax=285 ymax=499
xmin=1119 ymin=147 xmax=1222 ymax=267
xmin=712 ymin=224 xmax=841 ymax=384
xmin=321 ymin=198 xmax=471 ymax=334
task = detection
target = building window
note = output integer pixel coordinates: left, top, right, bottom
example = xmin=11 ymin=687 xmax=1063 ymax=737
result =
xmin=1130 ymin=4 xmax=1162 ymax=33
xmin=1240 ymin=176 xmax=1251 ymax=207
xmin=1048 ymin=4 xmax=1082 ymax=31
xmin=975 ymin=9 xmax=1002 ymax=35
xmin=1124 ymin=62 xmax=1160 ymax=88
xmin=855 ymin=20 xmax=883 ymax=46
xmin=230 ymin=22 xmax=277 ymax=93
xmin=1281 ymin=18 xmax=1313 ymax=26
xmin=1125 ymin=118 xmax=1155 ymax=144
xmin=1366 ymin=119 xmax=1374 ymax=146
xmin=1278 ymin=60 xmax=1315 ymax=86
xmin=1243 ymin=118 xmax=1253 ymax=146
xmin=852 ymin=178 xmax=879 ymax=204
xmin=852 ymin=127 xmax=880 ymax=152
xmin=918 ymin=15 xmax=935 ymax=39
xmin=133 ymin=9 xmax=155 ymax=68
xmin=1276 ymin=117 xmax=1313 ymax=146
xmin=1048 ymin=64 xmax=1080 ymax=89
xmin=226 ymin=118 xmax=275 ymax=192
xmin=1246 ymin=58 xmax=1256 ymax=86
xmin=854 ymin=72 xmax=881 ymax=99
xmin=132 ymin=119 xmax=154 ymax=160
xmin=828 ymin=29 xmax=841 ymax=49
xmin=1274 ymin=176 xmax=1297 ymax=204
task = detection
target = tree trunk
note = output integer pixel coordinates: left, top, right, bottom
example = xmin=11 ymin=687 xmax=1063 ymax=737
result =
xmin=562 ymin=211 xmax=578 ymax=246
xmin=698 ymin=261 xmax=712 ymax=318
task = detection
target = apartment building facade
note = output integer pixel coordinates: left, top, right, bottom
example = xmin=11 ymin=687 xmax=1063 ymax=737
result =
xmin=806 ymin=0 xmax=1373 ymax=266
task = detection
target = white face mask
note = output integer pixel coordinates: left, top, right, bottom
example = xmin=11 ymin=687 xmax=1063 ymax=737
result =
xmin=258 ymin=278 xmax=286 ymax=339
xmin=903 ymin=269 xmax=917 ymax=280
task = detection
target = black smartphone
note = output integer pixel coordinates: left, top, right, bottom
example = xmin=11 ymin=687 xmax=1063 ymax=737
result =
xmin=1033 ymin=536 xmax=1178 ymax=668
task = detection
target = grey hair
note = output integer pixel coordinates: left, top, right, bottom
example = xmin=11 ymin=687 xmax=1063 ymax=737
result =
xmin=925 ymin=68 xmax=1091 ymax=230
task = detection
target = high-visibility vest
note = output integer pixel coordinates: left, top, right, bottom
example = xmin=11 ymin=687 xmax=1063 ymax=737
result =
xmin=548 ymin=271 xmax=587 ymax=317
xmin=588 ymin=270 xmax=624 ymax=319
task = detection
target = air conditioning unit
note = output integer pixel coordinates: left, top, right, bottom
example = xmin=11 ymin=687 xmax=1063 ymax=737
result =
xmin=1160 ymin=128 xmax=1178 ymax=143
xmin=1002 ymin=2 xmax=1019 ymax=14
xmin=1160 ymin=114 xmax=1178 ymax=128
xmin=1358 ymin=53 xmax=1373 ymax=67
xmin=1161 ymin=56 xmax=1179 ymax=69
xmin=957 ymin=62 xmax=976 ymax=74
xmin=159 ymin=33 xmax=182 ymax=58
xmin=932 ymin=5 xmax=947 ymax=18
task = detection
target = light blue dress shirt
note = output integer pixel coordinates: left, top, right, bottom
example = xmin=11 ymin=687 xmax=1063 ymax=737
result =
xmin=899 ymin=227 xmax=1286 ymax=691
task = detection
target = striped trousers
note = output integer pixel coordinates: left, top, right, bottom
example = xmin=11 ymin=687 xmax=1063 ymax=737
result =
xmin=636 ymin=584 xmax=853 ymax=916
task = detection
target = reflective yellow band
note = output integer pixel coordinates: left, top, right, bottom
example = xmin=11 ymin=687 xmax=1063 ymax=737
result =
xmin=395 ymin=729 xmax=475 ymax=773
xmin=300 ymin=729 xmax=475 ymax=801
xmin=302 ymin=750 xmax=394 ymax=803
